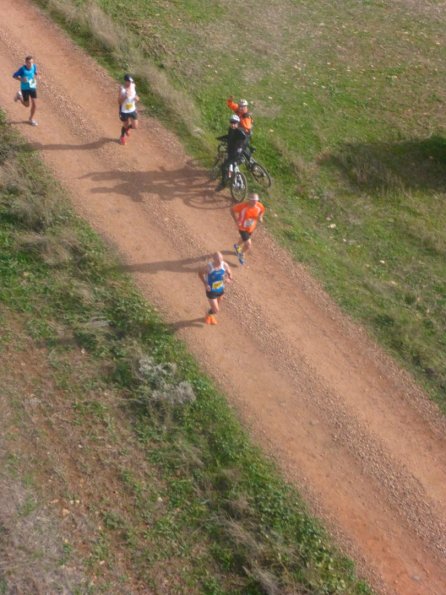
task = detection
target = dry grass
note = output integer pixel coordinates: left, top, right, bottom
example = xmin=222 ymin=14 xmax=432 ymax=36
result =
xmin=0 ymin=158 xmax=63 ymax=231
xmin=0 ymin=317 xmax=167 ymax=592
xmin=247 ymin=565 xmax=284 ymax=595
xmin=16 ymin=229 xmax=82 ymax=265
xmin=135 ymin=61 xmax=201 ymax=135
xmin=84 ymin=1 xmax=127 ymax=52
xmin=224 ymin=519 xmax=265 ymax=558
xmin=0 ymin=351 xmax=88 ymax=592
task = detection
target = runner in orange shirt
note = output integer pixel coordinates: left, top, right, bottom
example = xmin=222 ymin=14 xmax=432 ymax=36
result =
xmin=231 ymin=193 xmax=265 ymax=265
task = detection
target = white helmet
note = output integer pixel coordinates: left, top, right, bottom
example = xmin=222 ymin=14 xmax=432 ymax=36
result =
xmin=239 ymin=99 xmax=248 ymax=107
xmin=229 ymin=114 xmax=240 ymax=123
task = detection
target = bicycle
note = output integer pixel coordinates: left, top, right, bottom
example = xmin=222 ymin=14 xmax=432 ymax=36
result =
xmin=211 ymin=141 xmax=272 ymax=190
xmin=241 ymin=147 xmax=272 ymax=189
xmin=209 ymin=144 xmax=248 ymax=202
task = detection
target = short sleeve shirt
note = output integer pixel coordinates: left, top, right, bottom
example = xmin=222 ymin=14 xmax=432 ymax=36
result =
xmin=14 ymin=64 xmax=38 ymax=90
xmin=232 ymin=202 xmax=265 ymax=233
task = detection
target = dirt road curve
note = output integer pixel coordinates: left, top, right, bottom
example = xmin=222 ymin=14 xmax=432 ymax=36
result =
xmin=1 ymin=1 xmax=446 ymax=592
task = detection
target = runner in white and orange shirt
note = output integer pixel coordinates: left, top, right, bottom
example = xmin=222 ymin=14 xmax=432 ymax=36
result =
xmin=118 ymin=74 xmax=139 ymax=145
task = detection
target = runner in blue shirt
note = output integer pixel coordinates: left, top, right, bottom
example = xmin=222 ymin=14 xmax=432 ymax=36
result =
xmin=13 ymin=56 xmax=39 ymax=126
xmin=198 ymin=252 xmax=233 ymax=325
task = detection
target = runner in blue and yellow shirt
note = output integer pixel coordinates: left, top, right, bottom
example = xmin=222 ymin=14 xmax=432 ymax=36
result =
xmin=198 ymin=252 xmax=233 ymax=325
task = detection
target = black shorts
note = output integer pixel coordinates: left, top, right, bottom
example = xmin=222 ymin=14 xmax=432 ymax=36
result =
xmin=239 ymin=230 xmax=252 ymax=242
xmin=22 ymin=89 xmax=37 ymax=100
xmin=206 ymin=290 xmax=224 ymax=300
xmin=119 ymin=110 xmax=138 ymax=122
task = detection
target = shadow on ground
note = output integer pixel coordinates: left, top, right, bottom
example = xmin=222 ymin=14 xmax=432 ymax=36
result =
xmin=119 ymin=251 xmax=236 ymax=275
xmin=319 ymin=135 xmax=446 ymax=194
xmin=166 ymin=317 xmax=205 ymax=331
xmin=80 ymin=161 xmax=232 ymax=210
xmin=28 ymin=137 xmax=116 ymax=152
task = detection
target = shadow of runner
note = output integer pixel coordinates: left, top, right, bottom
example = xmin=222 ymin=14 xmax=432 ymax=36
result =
xmin=28 ymin=137 xmax=116 ymax=152
xmin=80 ymin=163 xmax=232 ymax=210
xmin=319 ymin=135 xmax=446 ymax=194
xmin=166 ymin=317 xmax=205 ymax=332
xmin=119 ymin=251 xmax=235 ymax=274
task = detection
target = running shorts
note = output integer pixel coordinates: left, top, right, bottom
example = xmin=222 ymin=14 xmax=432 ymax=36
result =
xmin=22 ymin=89 xmax=37 ymax=100
xmin=239 ymin=230 xmax=252 ymax=242
xmin=119 ymin=110 xmax=138 ymax=121
xmin=206 ymin=290 xmax=224 ymax=300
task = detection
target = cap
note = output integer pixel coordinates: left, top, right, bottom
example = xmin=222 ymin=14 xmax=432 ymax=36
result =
xmin=239 ymin=99 xmax=248 ymax=107
xmin=124 ymin=74 xmax=134 ymax=82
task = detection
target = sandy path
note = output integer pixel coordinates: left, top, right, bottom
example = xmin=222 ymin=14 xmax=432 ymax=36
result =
xmin=1 ymin=1 xmax=446 ymax=592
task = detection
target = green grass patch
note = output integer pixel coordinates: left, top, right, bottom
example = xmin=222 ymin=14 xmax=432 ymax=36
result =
xmin=0 ymin=111 xmax=370 ymax=591
xmin=33 ymin=0 xmax=446 ymax=410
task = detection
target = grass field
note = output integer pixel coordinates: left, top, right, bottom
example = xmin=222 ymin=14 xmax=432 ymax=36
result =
xmin=35 ymin=0 xmax=446 ymax=411
xmin=0 ymin=113 xmax=370 ymax=592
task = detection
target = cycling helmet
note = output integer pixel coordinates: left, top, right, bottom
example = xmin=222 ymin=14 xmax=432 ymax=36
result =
xmin=229 ymin=114 xmax=241 ymax=123
xmin=239 ymin=99 xmax=248 ymax=107
xmin=124 ymin=74 xmax=134 ymax=82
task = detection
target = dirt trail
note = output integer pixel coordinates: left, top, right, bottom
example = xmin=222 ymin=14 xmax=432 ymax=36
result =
xmin=1 ymin=1 xmax=446 ymax=593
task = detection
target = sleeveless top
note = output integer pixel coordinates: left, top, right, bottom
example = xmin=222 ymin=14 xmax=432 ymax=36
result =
xmin=120 ymin=84 xmax=137 ymax=113
xmin=207 ymin=263 xmax=226 ymax=295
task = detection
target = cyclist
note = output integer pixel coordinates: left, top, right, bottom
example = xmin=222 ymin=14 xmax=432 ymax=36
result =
xmin=215 ymin=114 xmax=247 ymax=192
xmin=198 ymin=252 xmax=233 ymax=325
xmin=13 ymin=55 xmax=39 ymax=126
xmin=231 ymin=193 xmax=265 ymax=264
xmin=118 ymin=74 xmax=139 ymax=145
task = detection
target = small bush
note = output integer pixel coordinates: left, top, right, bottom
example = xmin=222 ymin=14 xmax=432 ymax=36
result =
xmin=135 ymin=355 xmax=195 ymax=406
xmin=16 ymin=230 xmax=80 ymax=265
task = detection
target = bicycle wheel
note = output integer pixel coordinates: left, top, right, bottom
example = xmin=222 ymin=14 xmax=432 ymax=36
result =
xmin=230 ymin=172 xmax=248 ymax=202
xmin=251 ymin=162 xmax=272 ymax=188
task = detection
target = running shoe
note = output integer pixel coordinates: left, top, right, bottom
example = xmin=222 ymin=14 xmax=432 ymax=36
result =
xmin=14 ymin=91 xmax=23 ymax=102
xmin=205 ymin=314 xmax=214 ymax=325
xmin=29 ymin=119 xmax=38 ymax=126
xmin=234 ymin=243 xmax=244 ymax=264
xmin=119 ymin=135 xmax=126 ymax=145
xmin=209 ymin=315 xmax=218 ymax=325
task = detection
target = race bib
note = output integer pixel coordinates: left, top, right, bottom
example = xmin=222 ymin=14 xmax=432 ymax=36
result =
xmin=212 ymin=280 xmax=223 ymax=290
xmin=125 ymin=102 xmax=133 ymax=110
xmin=244 ymin=218 xmax=255 ymax=227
